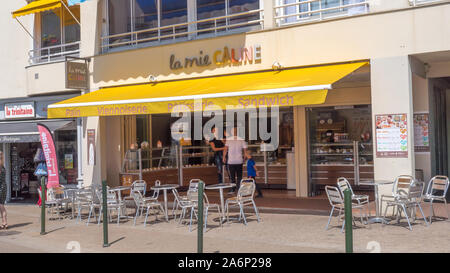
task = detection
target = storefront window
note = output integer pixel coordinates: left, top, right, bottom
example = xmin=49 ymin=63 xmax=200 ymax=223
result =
xmin=160 ymin=0 xmax=188 ymax=39
xmin=135 ymin=0 xmax=158 ymax=41
xmin=108 ymin=0 xmax=132 ymax=44
xmin=228 ymin=0 xmax=260 ymax=29
xmin=41 ymin=11 xmax=61 ymax=48
xmin=308 ymin=105 xmax=374 ymax=196
xmin=282 ymin=0 xmax=366 ymax=24
xmin=197 ymin=0 xmax=226 ymax=34
xmin=54 ymin=125 xmax=78 ymax=185
xmin=121 ymin=107 xmax=294 ymax=187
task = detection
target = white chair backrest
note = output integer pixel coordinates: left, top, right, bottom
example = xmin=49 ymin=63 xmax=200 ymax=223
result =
xmin=131 ymin=189 xmax=144 ymax=204
xmin=337 ymin=177 xmax=354 ymax=196
xmin=132 ymin=180 xmax=147 ymax=194
xmin=187 ymin=189 xmax=198 ymax=203
xmin=189 ymin=179 xmax=201 ymax=190
xmin=238 ymin=182 xmax=255 ymax=201
xmin=426 ymin=176 xmax=450 ymax=198
xmin=325 ymin=186 xmax=344 ymax=207
xmin=393 ymin=175 xmax=414 ymax=197
xmin=408 ymin=181 xmax=425 ymax=202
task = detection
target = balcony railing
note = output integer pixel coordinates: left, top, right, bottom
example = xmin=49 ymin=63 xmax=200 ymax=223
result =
xmin=101 ymin=9 xmax=263 ymax=52
xmin=29 ymin=41 xmax=81 ymax=65
xmin=409 ymin=0 xmax=448 ymax=6
xmin=274 ymin=0 xmax=370 ymax=26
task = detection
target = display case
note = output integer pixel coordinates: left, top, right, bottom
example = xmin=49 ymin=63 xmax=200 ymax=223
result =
xmin=309 ymin=141 xmax=374 ymax=194
xmin=224 ymin=143 xmax=293 ymax=188
xmin=119 ymin=145 xmax=218 ymax=191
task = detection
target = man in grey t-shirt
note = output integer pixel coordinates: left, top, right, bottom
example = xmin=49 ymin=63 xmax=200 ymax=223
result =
xmin=223 ymin=127 xmax=247 ymax=193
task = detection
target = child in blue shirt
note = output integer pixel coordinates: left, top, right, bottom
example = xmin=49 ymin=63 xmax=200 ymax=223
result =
xmin=246 ymin=151 xmax=263 ymax=198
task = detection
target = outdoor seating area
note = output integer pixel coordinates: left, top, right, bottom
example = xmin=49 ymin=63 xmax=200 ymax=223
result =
xmin=38 ymin=178 xmax=262 ymax=233
xmin=325 ymin=175 xmax=450 ymax=232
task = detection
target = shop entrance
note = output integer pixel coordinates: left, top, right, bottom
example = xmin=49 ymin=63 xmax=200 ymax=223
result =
xmin=429 ymin=78 xmax=450 ymax=179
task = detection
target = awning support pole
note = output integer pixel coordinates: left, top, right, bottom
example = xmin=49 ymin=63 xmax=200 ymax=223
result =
xmin=61 ymin=0 xmax=81 ymax=26
xmin=15 ymin=17 xmax=37 ymax=43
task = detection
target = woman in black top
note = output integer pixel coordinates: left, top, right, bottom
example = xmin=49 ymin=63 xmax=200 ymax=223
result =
xmin=0 ymin=151 xmax=7 ymax=229
xmin=209 ymin=127 xmax=226 ymax=184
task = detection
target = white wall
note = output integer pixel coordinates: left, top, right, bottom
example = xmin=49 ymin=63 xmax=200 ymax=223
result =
xmin=0 ymin=1 xmax=33 ymax=100
xmin=412 ymin=73 xmax=431 ymax=182
xmin=371 ymin=56 xmax=415 ymax=211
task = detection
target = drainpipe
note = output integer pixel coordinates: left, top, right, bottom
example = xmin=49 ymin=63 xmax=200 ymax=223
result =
xmin=76 ymin=115 xmax=83 ymax=189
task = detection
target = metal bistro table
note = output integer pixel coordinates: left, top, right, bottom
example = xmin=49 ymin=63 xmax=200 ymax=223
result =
xmin=110 ymin=186 xmax=132 ymax=219
xmin=358 ymin=180 xmax=394 ymax=224
xmin=151 ymin=184 xmax=179 ymax=221
xmin=205 ymin=183 xmax=236 ymax=223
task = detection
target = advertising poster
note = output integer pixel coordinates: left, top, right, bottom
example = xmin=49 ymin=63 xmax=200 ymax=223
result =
xmin=65 ymin=154 xmax=74 ymax=169
xmin=413 ymin=113 xmax=430 ymax=153
xmin=375 ymin=114 xmax=408 ymax=158
xmin=87 ymin=129 xmax=96 ymax=165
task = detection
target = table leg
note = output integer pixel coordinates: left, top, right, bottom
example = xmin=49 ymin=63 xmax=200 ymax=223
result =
xmin=219 ymin=188 xmax=225 ymax=223
xmin=367 ymin=185 xmax=390 ymax=224
xmin=163 ymin=190 xmax=169 ymax=221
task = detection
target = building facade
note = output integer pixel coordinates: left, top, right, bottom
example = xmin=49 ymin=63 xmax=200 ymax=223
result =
xmin=5 ymin=0 xmax=450 ymax=203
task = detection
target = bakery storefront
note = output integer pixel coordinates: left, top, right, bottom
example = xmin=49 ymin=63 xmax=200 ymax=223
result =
xmin=47 ymin=57 xmax=373 ymax=197
xmin=0 ymin=95 xmax=79 ymax=202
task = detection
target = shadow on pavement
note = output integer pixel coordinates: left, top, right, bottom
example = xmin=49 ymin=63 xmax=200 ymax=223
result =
xmin=7 ymin=222 xmax=33 ymax=229
xmin=110 ymin=236 xmax=126 ymax=246
xmin=45 ymin=226 xmax=65 ymax=234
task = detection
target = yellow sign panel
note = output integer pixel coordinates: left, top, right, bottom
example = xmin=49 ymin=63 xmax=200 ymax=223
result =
xmin=49 ymin=90 xmax=328 ymax=118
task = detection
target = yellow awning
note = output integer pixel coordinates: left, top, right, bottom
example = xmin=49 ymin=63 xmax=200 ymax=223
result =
xmin=12 ymin=0 xmax=63 ymax=18
xmin=48 ymin=61 xmax=368 ymax=118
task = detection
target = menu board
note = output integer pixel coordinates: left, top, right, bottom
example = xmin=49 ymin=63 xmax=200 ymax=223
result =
xmin=413 ymin=113 xmax=430 ymax=153
xmin=375 ymin=114 xmax=408 ymax=158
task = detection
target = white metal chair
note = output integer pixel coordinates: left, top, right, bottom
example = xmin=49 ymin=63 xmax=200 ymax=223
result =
xmin=383 ymin=180 xmax=429 ymax=230
xmin=130 ymin=190 xmax=165 ymax=227
xmin=381 ymin=175 xmax=414 ymax=215
xmin=325 ymin=185 xmax=368 ymax=232
xmin=423 ymin=176 xmax=450 ymax=223
xmin=203 ymin=192 xmax=222 ymax=231
xmin=171 ymin=179 xmax=200 ymax=217
xmin=225 ymin=181 xmax=260 ymax=225
xmin=38 ymin=187 xmax=62 ymax=220
xmin=95 ymin=188 xmax=123 ymax=225
xmin=337 ymin=177 xmax=370 ymax=217
xmin=172 ymin=188 xmax=197 ymax=230
xmin=74 ymin=188 xmax=99 ymax=225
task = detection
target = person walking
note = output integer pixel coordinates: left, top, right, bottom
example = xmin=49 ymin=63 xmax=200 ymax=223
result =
xmin=0 ymin=151 xmax=8 ymax=229
xmin=223 ymin=127 xmax=247 ymax=193
xmin=246 ymin=151 xmax=263 ymax=198
xmin=209 ymin=127 xmax=226 ymax=184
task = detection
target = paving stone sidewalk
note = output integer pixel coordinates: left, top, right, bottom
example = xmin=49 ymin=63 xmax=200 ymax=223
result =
xmin=0 ymin=204 xmax=449 ymax=253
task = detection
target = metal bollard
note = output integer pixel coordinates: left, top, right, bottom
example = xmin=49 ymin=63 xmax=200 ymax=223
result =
xmin=344 ymin=189 xmax=353 ymax=253
xmin=197 ymin=181 xmax=204 ymax=253
xmin=102 ymin=180 xmax=109 ymax=248
xmin=40 ymin=177 xmax=46 ymax=235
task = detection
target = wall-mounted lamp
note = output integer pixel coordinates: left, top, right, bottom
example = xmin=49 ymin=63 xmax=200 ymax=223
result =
xmin=272 ymin=61 xmax=283 ymax=71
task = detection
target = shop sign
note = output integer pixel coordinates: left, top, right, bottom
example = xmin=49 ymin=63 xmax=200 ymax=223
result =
xmin=5 ymin=102 xmax=35 ymax=119
xmin=66 ymin=61 xmax=88 ymax=89
xmin=413 ymin=112 xmax=430 ymax=153
xmin=169 ymin=45 xmax=261 ymax=70
xmin=87 ymin=129 xmax=96 ymax=165
xmin=375 ymin=114 xmax=408 ymax=158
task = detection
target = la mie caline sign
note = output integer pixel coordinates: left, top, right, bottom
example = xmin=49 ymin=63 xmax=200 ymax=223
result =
xmin=170 ymin=44 xmax=261 ymax=70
